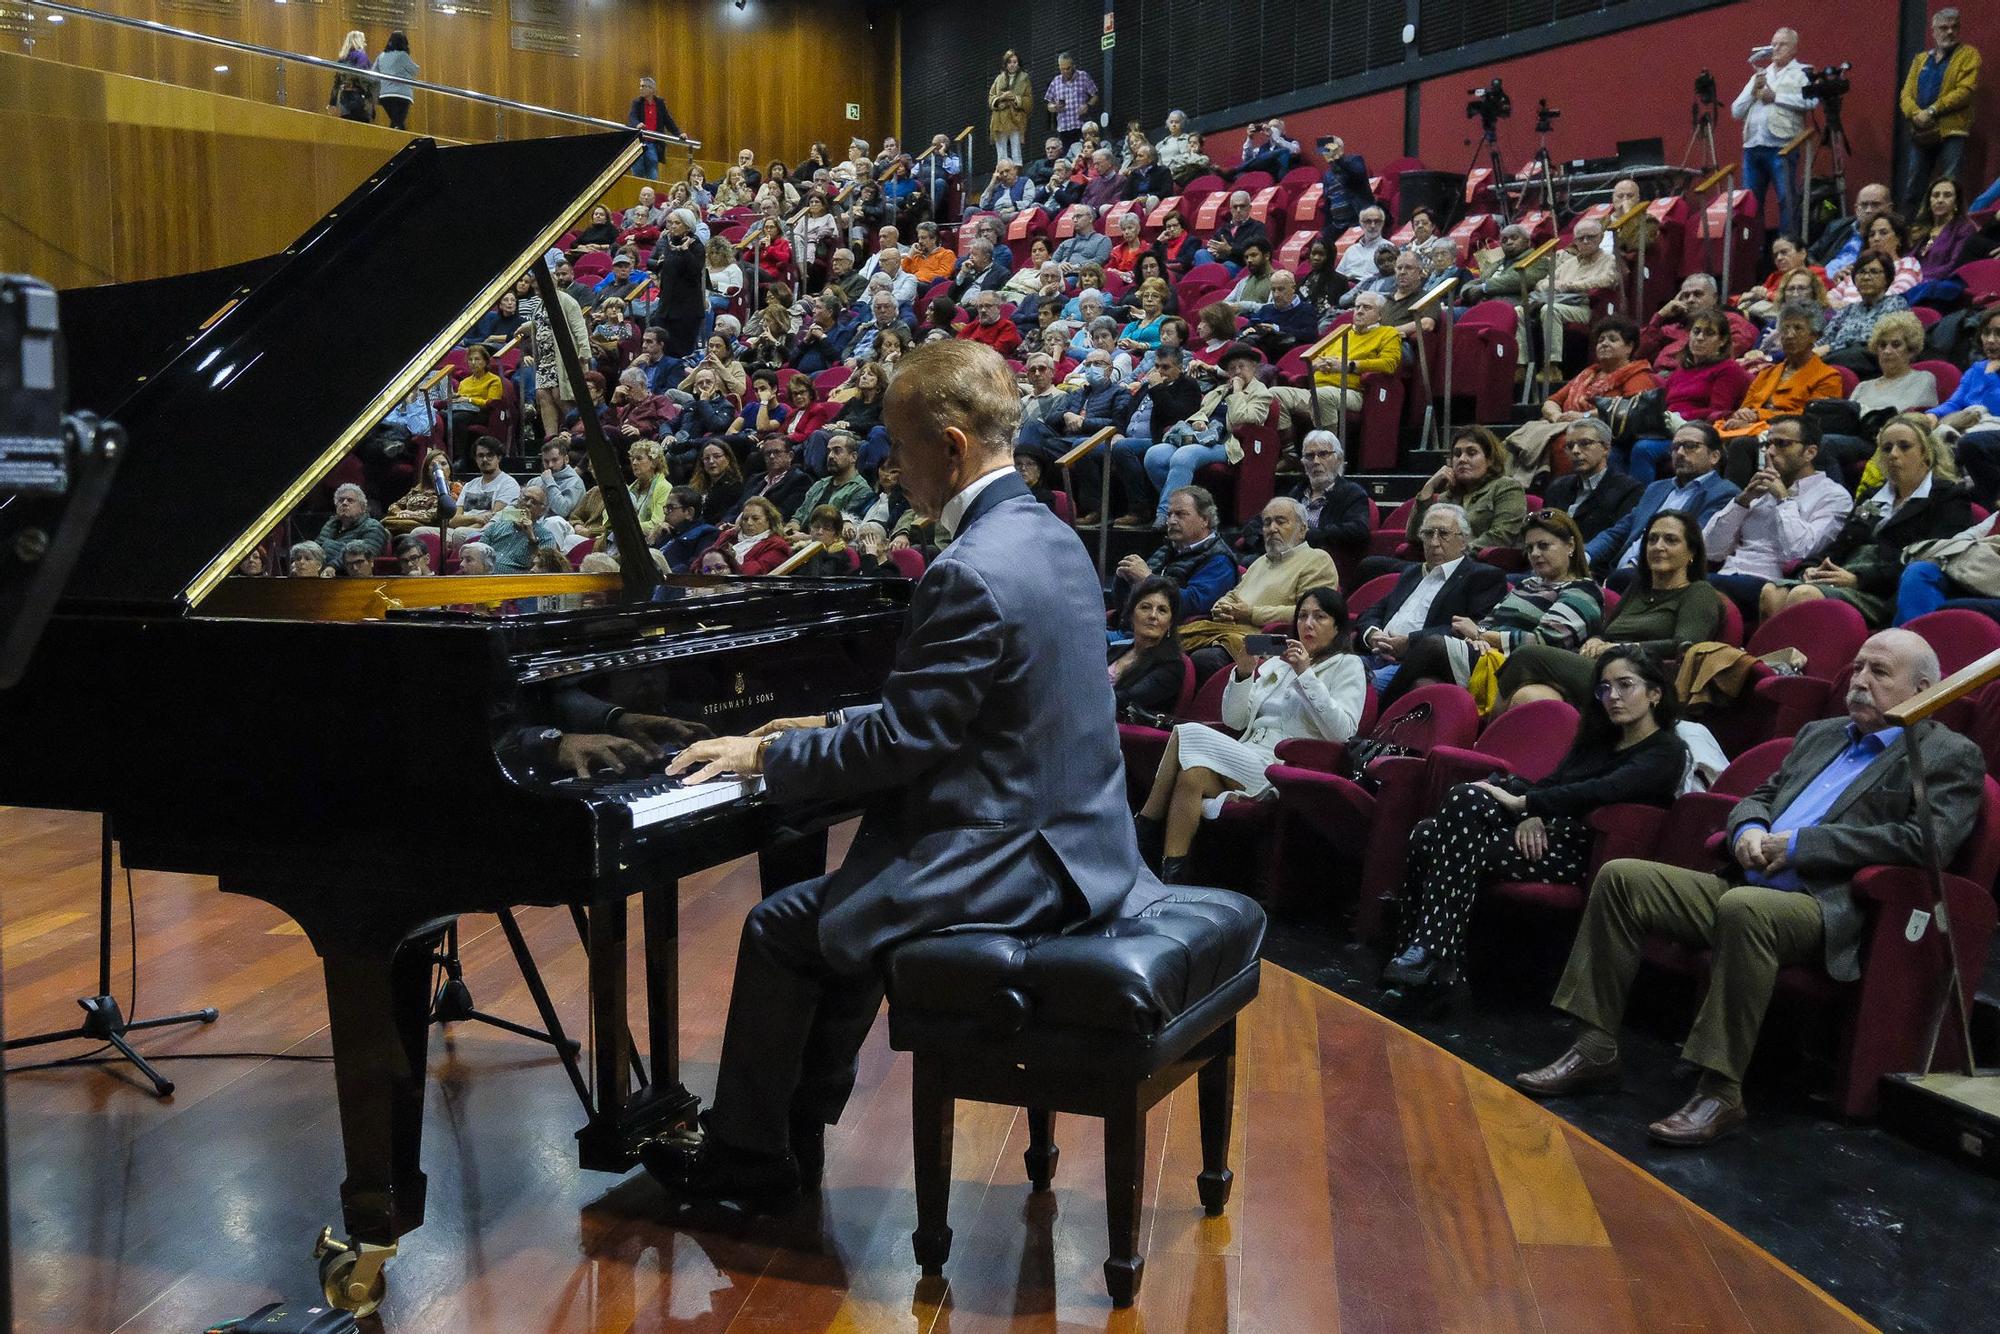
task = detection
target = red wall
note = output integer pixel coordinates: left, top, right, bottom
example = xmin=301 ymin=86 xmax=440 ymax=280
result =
xmin=1214 ymin=0 xmax=1997 ymax=212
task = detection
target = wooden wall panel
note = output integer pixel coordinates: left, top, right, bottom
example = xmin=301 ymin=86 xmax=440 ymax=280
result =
xmin=10 ymin=0 xmax=897 ymax=176
xmin=0 ymin=50 xmax=415 ymax=286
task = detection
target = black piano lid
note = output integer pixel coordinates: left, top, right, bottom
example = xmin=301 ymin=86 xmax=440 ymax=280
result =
xmin=52 ymin=131 xmax=642 ymax=618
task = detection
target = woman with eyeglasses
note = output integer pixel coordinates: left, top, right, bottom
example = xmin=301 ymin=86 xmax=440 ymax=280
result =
xmin=1380 ymin=646 xmax=1685 ymax=1017
xmin=1762 ymin=413 xmax=1972 ymax=627
xmin=1813 ymin=251 xmax=1911 ymax=374
xmin=1380 ymin=508 xmax=1604 ymax=704
xmin=1498 ymin=510 xmax=1727 ymax=711
xmin=1136 ymin=586 xmax=1366 ymax=883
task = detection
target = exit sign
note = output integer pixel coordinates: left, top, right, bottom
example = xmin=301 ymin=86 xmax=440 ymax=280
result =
xmin=845 ymin=103 xmax=860 ymax=120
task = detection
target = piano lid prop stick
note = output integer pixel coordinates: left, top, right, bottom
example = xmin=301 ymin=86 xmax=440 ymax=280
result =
xmin=531 ymin=258 xmax=661 ymax=599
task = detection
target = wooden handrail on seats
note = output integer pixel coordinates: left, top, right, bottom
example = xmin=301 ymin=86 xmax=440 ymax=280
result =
xmin=769 ymin=542 xmax=824 ymax=575
xmin=1057 ymin=426 xmax=1117 ymax=470
xmin=1889 ymin=646 xmax=2000 ymax=726
xmin=1694 ymin=164 xmax=1735 ymax=194
xmin=1515 ymin=237 xmax=1561 ymax=270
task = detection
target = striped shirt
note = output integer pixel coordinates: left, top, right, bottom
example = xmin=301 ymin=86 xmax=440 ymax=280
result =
xmin=1485 ymin=577 xmax=1605 ymax=653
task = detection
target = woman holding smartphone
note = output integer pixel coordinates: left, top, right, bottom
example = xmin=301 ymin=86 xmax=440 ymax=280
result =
xmin=1135 ymin=586 xmax=1366 ymax=882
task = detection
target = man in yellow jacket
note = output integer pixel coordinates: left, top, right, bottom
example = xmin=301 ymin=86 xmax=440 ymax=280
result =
xmin=1899 ymin=8 xmax=1980 ymax=215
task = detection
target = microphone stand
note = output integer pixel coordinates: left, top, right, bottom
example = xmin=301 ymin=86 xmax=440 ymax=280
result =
xmin=3 ymin=816 xmax=218 ymax=1098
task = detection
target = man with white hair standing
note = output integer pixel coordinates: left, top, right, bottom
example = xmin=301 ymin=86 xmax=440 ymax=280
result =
xmin=315 ymin=483 xmax=389 ymax=566
xmin=1730 ymin=27 xmax=1816 ymax=236
xmin=1518 ymin=628 xmax=1983 ymax=1146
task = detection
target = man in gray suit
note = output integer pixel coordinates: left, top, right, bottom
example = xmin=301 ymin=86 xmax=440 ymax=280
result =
xmin=1515 ymin=629 xmax=1984 ymax=1146
xmin=659 ymin=340 xmax=1155 ymax=1202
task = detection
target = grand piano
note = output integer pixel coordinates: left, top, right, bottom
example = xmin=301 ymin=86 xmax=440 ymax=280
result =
xmin=0 ymin=131 xmax=907 ymax=1314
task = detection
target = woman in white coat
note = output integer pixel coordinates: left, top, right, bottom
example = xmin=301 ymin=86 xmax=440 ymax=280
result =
xmin=1137 ymin=585 xmax=1367 ymax=882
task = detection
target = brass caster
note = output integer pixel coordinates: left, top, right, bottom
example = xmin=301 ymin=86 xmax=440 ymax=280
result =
xmin=315 ymin=1226 xmax=394 ymax=1318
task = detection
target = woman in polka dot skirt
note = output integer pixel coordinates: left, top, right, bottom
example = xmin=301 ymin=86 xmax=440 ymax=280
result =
xmin=1380 ymin=646 xmax=1687 ymax=1017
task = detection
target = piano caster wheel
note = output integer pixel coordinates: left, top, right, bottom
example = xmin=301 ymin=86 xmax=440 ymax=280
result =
xmin=315 ymin=1226 xmax=394 ymax=1319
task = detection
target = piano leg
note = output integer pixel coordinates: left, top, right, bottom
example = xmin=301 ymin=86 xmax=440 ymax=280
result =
xmin=577 ymin=884 xmax=698 ymax=1174
xmin=320 ymin=930 xmax=440 ymax=1247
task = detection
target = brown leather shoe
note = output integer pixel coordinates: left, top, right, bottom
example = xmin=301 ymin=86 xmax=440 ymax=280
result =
xmin=1647 ymin=1092 xmax=1748 ymax=1147
xmin=1514 ymin=1045 xmax=1623 ymax=1098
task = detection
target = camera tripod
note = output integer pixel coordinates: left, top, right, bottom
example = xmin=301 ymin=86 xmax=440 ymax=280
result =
xmin=1681 ymin=93 xmax=1722 ymax=174
xmin=1798 ymin=97 xmax=1851 ymax=247
xmin=1463 ymin=117 xmax=1513 ymax=224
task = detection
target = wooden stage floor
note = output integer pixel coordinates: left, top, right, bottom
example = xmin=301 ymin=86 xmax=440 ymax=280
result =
xmin=0 ymin=807 xmax=1871 ymax=1332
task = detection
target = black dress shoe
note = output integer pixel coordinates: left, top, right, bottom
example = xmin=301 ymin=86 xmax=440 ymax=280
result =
xmin=1381 ymin=977 xmax=1454 ymax=1019
xmin=1380 ymin=943 xmax=1437 ymax=989
xmin=1160 ymin=855 xmax=1188 ymax=884
xmin=1133 ymin=815 xmax=1165 ymax=870
xmin=642 ymin=1129 xmax=800 ymax=1208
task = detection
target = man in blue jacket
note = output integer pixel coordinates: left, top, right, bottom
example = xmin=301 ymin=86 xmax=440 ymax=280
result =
xmin=1586 ymin=422 xmax=1740 ymax=585
xmin=656 ymin=341 xmax=1155 ymax=1203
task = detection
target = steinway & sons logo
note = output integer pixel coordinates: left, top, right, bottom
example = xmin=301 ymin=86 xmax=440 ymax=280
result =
xmin=703 ymin=671 xmax=776 ymax=716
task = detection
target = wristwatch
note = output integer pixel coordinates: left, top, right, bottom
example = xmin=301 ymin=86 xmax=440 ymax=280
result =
xmin=824 ymin=709 xmax=844 ymax=728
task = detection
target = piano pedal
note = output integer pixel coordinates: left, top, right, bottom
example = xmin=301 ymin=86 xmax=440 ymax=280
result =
xmin=313 ymin=1227 xmax=394 ymax=1319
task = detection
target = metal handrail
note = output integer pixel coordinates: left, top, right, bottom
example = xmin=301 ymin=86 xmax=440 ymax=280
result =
xmin=24 ymin=0 xmax=701 ymax=151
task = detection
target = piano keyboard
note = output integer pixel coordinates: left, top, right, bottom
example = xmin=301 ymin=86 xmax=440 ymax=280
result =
xmin=561 ymin=767 xmax=765 ymax=828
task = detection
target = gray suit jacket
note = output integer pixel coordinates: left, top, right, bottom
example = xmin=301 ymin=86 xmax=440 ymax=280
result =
xmin=764 ymin=470 xmax=1151 ymax=974
xmin=1728 ymin=716 xmax=1985 ymax=980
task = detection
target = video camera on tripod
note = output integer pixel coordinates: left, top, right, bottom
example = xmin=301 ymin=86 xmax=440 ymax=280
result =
xmin=1803 ymin=60 xmax=1853 ymax=127
xmin=1466 ymin=78 xmax=1512 ymax=128
xmin=0 ymin=275 xmax=122 ymax=689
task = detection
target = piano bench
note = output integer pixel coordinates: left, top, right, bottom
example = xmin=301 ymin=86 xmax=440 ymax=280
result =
xmin=883 ymin=884 xmax=1264 ymax=1308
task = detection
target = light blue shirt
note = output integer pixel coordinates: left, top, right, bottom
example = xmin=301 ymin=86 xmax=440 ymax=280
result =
xmin=1740 ymin=724 xmax=1902 ymax=892
xmin=1619 ymin=477 xmax=1705 ymax=568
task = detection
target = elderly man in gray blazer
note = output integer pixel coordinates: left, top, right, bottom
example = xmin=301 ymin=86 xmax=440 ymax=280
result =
xmin=1515 ymin=629 xmax=1985 ymax=1146
xmin=658 ymin=340 xmax=1157 ymax=1203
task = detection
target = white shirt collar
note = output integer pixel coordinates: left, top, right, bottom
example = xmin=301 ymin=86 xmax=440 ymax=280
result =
xmin=1883 ymin=470 xmax=1934 ymax=521
xmin=939 ymin=465 xmax=1017 ymax=536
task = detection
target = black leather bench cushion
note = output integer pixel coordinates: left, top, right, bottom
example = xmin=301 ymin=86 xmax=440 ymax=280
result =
xmin=884 ymin=884 xmax=1266 ymax=1038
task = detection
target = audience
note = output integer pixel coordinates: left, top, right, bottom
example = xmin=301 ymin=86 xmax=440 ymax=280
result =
xmin=1174 ymin=498 xmax=1339 ymax=676
xmin=1504 ymin=510 xmax=1727 ymax=709
xmin=1290 ymin=430 xmax=1374 ymax=557
xmin=1517 ymin=630 xmax=1979 ymax=1145
xmin=1541 ymin=420 xmax=1642 ymax=542
xmin=1382 ymin=646 xmax=1685 ymax=1016
xmin=1387 ymin=428 xmax=1528 ymax=574
xmin=1112 ymin=485 xmax=1238 ymax=620
xmin=1761 ymin=414 xmax=1972 ymax=626
xmin=1508 ymin=315 xmax=1659 ymax=483
xmin=1381 ymin=508 xmax=1604 ymax=703
xmin=1137 ymin=586 xmax=1365 ymax=881
xmin=1586 ymin=424 xmax=1738 ymax=581
xmin=1110 ymin=576 xmax=1191 ymax=719
xmin=1703 ymin=415 xmax=1853 ymax=614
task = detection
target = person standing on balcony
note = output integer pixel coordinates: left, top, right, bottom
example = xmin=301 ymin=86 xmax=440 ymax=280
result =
xmin=327 ymin=31 xmax=375 ymax=124
xmin=627 ymin=76 xmax=681 ymax=181
xmin=373 ymin=31 xmax=419 ymax=132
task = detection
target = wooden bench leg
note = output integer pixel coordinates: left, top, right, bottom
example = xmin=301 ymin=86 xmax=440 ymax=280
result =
xmin=910 ymin=1057 xmax=955 ymax=1276
xmin=1101 ymin=1093 xmax=1146 ymax=1308
xmin=1197 ymin=1024 xmax=1237 ymax=1216
xmin=1025 ymin=1108 xmax=1059 ymax=1191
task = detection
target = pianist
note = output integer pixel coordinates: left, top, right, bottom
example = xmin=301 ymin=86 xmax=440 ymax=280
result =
xmin=655 ymin=340 xmax=1154 ymax=1203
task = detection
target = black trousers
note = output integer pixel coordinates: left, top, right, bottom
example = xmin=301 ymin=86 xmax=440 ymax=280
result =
xmin=381 ymin=96 xmax=411 ymax=130
xmin=1400 ymin=784 xmax=1593 ymax=968
xmin=707 ymin=875 xmax=884 ymax=1158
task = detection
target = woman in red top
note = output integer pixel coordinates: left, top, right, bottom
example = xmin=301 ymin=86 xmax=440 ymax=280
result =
xmin=1625 ymin=311 xmax=1753 ymax=480
xmin=751 ymin=218 xmax=792 ymax=287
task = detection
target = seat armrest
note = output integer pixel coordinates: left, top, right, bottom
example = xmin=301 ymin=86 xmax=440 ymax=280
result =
xmin=1588 ymin=803 xmax=1668 ymax=863
xmin=1273 ymin=737 xmax=1347 ymax=773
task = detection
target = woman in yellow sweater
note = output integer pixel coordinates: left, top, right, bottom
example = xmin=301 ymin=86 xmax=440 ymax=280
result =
xmin=445 ymin=344 xmax=504 ymax=464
